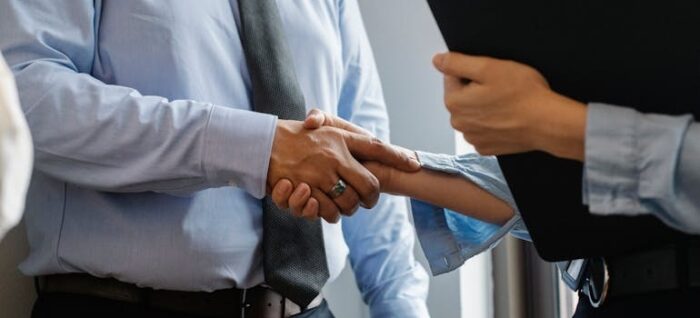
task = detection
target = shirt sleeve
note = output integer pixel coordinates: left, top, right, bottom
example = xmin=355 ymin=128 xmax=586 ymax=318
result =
xmin=411 ymin=152 xmax=531 ymax=276
xmin=0 ymin=0 xmax=276 ymax=198
xmin=337 ymin=1 xmax=429 ymax=317
xmin=583 ymin=103 xmax=700 ymax=234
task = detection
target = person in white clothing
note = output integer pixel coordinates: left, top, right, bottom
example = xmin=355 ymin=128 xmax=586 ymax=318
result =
xmin=0 ymin=53 xmax=32 ymax=240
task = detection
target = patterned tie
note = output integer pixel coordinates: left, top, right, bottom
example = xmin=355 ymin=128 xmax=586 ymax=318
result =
xmin=237 ymin=0 xmax=330 ymax=308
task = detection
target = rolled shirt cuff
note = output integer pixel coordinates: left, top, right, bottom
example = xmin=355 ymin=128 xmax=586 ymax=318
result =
xmin=411 ymin=152 xmax=530 ymax=276
xmin=202 ymin=105 xmax=277 ymax=199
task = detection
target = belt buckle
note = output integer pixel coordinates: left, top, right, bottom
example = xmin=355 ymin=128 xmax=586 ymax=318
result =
xmin=583 ymin=257 xmax=610 ymax=308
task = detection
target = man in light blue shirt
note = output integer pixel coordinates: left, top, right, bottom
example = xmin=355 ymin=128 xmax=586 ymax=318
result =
xmin=0 ymin=1 xmax=429 ymax=317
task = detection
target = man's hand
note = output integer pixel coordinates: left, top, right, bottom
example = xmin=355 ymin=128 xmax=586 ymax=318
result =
xmin=272 ymin=161 xmax=399 ymax=219
xmin=432 ymin=52 xmax=587 ymax=160
xmin=270 ymin=110 xmax=420 ymax=220
xmin=268 ymin=118 xmax=420 ymax=223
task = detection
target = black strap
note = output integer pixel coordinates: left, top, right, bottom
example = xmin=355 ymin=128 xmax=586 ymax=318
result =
xmin=587 ymin=243 xmax=700 ymax=298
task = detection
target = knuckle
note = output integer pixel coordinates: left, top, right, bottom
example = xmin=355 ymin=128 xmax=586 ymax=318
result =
xmin=325 ymin=127 xmax=343 ymax=140
xmin=369 ymin=176 xmax=380 ymax=193
xmin=367 ymin=138 xmax=384 ymax=152
xmin=360 ymin=175 xmax=379 ymax=197
xmin=350 ymin=204 xmax=360 ymax=215
xmin=334 ymin=197 xmax=353 ymax=215
xmin=327 ymin=214 xmax=341 ymax=224
xmin=321 ymin=208 xmax=339 ymax=223
xmin=345 ymin=205 xmax=359 ymax=217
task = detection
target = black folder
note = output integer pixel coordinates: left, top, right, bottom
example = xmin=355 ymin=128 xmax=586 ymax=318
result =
xmin=426 ymin=0 xmax=700 ymax=261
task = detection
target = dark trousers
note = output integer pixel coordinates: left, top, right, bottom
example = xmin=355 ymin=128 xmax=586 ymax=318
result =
xmin=32 ymin=292 xmax=335 ymax=318
xmin=573 ymin=288 xmax=700 ymax=318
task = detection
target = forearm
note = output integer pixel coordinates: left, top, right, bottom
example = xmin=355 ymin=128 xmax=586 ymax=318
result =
xmin=384 ymin=168 xmax=514 ymax=225
xmin=16 ymin=62 xmax=275 ymax=196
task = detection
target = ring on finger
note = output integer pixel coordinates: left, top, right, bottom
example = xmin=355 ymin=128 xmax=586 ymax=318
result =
xmin=328 ymin=179 xmax=347 ymax=199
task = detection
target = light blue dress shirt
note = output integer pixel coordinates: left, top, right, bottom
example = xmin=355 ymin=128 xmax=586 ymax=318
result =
xmin=0 ymin=1 xmax=428 ymax=316
xmin=411 ymin=104 xmax=700 ymax=276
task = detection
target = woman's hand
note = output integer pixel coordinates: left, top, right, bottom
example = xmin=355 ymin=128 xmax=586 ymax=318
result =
xmin=433 ymin=52 xmax=587 ymax=161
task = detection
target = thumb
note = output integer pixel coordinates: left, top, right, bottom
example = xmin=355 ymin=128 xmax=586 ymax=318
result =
xmin=305 ymin=109 xmax=374 ymax=137
xmin=303 ymin=108 xmax=326 ymax=129
xmin=433 ymin=52 xmax=491 ymax=82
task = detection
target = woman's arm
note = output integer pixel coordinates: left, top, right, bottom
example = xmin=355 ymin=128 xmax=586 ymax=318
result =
xmin=365 ymin=162 xmax=514 ymax=225
xmin=268 ymin=109 xmax=514 ymax=225
xmin=270 ymin=157 xmax=515 ymax=226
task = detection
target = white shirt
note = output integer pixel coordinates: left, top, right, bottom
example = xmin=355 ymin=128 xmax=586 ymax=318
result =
xmin=0 ymin=53 xmax=32 ymax=240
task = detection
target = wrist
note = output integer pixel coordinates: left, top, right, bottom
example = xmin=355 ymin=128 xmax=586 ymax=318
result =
xmin=382 ymin=150 xmax=421 ymax=194
xmin=269 ymin=119 xmax=302 ymax=185
xmin=529 ymin=92 xmax=587 ymax=161
xmin=203 ymin=106 xmax=276 ymax=198
xmin=381 ymin=165 xmax=399 ymax=194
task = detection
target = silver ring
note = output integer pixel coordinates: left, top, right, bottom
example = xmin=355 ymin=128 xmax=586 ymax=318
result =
xmin=328 ymin=179 xmax=347 ymax=199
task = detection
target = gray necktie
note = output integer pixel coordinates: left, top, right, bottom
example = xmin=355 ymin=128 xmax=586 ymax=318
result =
xmin=237 ymin=0 xmax=329 ymax=308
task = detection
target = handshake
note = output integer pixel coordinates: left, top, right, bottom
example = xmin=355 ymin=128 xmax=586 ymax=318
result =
xmin=267 ymin=109 xmax=420 ymax=223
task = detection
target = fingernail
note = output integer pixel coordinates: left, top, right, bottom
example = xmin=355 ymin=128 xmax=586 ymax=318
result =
xmin=410 ymin=159 xmax=421 ymax=169
xmin=278 ymin=181 xmax=291 ymax=194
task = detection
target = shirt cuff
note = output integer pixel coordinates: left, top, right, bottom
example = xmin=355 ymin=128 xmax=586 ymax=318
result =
xmin=202 ymin=105 xmax=277 ymax=199
xmin=411 ymin=198 xmax=524 ymax=275
xmin=584 ymin=103 xmax=696 ymax=220
xmin=410 ymin=152 xmax=530 ymax=276
xmin=583 ymin=103 xmax=645 ymax=215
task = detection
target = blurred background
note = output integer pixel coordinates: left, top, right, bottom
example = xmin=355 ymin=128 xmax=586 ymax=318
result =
xmin=0 ymin=0 xmax=577 ymax=317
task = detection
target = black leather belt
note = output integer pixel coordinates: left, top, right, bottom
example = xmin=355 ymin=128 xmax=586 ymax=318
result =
xmin=36 ymin=274 xmax=322 ymax=318
xmin=581 ymin=243 xmax=700 ymax=308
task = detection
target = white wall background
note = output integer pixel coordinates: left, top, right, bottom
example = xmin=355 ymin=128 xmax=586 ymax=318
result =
xmin=0 ymin=1 xmax=491 ymax=318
